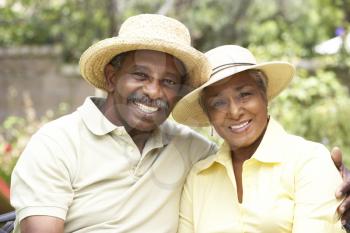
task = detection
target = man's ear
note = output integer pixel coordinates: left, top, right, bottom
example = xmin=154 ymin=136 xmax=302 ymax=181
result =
xmin=104 ymin=64 xmax=117 ymax=92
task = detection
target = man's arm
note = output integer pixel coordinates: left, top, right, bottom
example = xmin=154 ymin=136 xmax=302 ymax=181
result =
xmin=20 ymin=216 xmax=64 ymax=233
xmin=11 ymin=131 xmax=74 ymax=232
xmin=331 ymin=147 xmax=350 ymax=225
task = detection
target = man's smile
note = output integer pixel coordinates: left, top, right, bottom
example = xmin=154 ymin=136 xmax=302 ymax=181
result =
xmin=133 ymin=101 xmax=159 ymax=114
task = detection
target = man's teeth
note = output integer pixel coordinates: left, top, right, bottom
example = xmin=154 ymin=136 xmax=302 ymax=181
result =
xmin=229 ymin=121 xmax=249 ymax=130
xmin=135 ymin=102 xmax=158 ymax=113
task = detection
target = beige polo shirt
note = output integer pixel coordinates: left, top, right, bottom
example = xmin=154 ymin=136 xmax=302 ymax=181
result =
xmin=11 ymin=97 xmax=217 ymax=233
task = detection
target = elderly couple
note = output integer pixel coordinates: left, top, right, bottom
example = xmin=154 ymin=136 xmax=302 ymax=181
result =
xmin=10 ymin=14 xmax=350 ymax=233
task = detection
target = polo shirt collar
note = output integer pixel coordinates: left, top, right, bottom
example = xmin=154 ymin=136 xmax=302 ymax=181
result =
xmin=158 ymin=121 xmax=172 ymax=146
xmin=144 ymin=123 xmax=169 ymax=151
xmin=196 ymin=142 xmax=231 ymax=173
xmin=77 ymin=97 xmax=119 ymax=136
xmin=78 ymin=97 xmax=169 ymax=148
xmin=251 ymin=118 xmax=285 ymax=163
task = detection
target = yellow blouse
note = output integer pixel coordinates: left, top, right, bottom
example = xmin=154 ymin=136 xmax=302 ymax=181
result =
xmin=178 ymin=118 xmax=345 ymax=233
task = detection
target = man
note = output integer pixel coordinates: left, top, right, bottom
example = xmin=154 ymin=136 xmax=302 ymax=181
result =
xmin=9 ymin=14 xmax=350 ymax=233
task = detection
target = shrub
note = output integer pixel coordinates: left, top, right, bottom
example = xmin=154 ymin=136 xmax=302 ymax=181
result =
xmin=0 ymin=103 xmax=69 ymax=184
xmin=270 ymin=69 xmax=350 ymax=165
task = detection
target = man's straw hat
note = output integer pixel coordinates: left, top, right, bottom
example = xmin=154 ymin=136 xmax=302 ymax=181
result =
xmin=79 ymin=14 xmax=211 ymax=90
xmin=172 ymin=45 xmax=295 ymax=127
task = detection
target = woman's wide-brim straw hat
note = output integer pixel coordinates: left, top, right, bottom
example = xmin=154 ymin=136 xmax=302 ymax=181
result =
xmin=172 ymin=45 xmax=295 ymax=127
xmin=79 ymin=14 xmax=211 ymax=90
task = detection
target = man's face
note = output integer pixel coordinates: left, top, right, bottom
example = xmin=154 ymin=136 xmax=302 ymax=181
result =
xmin=106 ymin=50 xmax=186 ymax=132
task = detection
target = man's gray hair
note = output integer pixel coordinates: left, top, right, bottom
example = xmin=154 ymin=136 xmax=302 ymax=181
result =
xmin=109 ymin=51 xmax=131 ymax=70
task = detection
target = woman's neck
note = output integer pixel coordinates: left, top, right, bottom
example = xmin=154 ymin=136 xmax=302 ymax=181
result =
xmin=230 ymin=120 xmax=268 ymax=164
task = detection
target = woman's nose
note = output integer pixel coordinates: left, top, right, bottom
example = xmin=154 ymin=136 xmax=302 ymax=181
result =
xmin=227 ymin=102 xmax=243 ymax=119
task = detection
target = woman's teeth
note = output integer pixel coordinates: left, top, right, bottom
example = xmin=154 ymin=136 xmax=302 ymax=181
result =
xmin=229 ymin=121 xmax=249 ymax=130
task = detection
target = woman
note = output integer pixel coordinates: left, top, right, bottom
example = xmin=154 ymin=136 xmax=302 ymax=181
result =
xmin=173 ymin=45 xmax=345 ymax=232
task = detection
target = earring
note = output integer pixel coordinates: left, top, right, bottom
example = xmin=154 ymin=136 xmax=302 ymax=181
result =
xmin=210 ymin=127 xmax=214 ymax=137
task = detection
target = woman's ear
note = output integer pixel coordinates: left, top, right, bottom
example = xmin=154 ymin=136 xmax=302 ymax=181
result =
xmin=104 ymin=64 xmax=117 ymax=92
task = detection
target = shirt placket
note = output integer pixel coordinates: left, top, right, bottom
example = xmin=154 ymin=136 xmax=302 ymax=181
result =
xmin=242 ymin=160 xmax=255 ymax=233
xmin=221 ymin=157 xmax=246 ymax=232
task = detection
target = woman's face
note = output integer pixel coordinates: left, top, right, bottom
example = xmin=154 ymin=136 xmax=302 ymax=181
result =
xmin=202 ymin=71 xmax=268 ymax=152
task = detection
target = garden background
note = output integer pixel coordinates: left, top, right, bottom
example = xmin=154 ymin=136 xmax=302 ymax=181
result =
xmin=1 ymin=0 xmax=350 ymax=213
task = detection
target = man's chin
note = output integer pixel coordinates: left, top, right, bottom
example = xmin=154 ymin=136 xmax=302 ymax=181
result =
xmin=127 ymin=118 xmax=166 ymax=133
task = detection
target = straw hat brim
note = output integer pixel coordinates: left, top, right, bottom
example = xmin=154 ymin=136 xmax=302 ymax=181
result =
xmin=79 ymin=37 xmax=211 ymax=91
xmin=172 ymin=62 xmax=295 ymax=127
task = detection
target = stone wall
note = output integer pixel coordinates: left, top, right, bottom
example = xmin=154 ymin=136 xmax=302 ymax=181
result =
xmin=0 ymin=46 xmax=95 ymax=122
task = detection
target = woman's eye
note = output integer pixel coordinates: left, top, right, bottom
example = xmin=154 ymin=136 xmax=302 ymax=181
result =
xmin=211 ymin=100 xmax=227 ymax=109
xmin=239 ymin=92 xmax=251 ymax=98
xmin=164 ymin=79 xmax=177 ymax=86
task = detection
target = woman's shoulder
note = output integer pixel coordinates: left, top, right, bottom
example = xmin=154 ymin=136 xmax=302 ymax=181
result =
xmin=190 ymin=153 xmax=219 ymax=175
xmin=282 ymin=133 xmax=330 ymax=161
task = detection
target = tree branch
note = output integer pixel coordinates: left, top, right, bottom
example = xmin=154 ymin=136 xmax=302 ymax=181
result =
xmin=157 ymin=0 xmax=175 ymax=15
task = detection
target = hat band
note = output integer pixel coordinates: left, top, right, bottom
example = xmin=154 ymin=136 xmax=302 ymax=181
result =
xmin=211 ymin=62 xmax=255 ymax=77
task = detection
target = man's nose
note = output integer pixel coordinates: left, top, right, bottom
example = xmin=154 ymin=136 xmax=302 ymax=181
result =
xmin=143 ymin=80 xmax=163 ymax=99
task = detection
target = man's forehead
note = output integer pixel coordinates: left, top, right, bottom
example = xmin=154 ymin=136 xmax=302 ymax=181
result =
xmin=125 ymin=50 xmax=187 ymax=75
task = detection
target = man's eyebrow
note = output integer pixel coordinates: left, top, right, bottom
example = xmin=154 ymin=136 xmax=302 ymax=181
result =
xmin=130 ymin=64 xmax=183 ymax=80
xmin=164 ymin=70 xmax=183 ymax=80
xmin=129 ymin=65 xmax=150 ymax=71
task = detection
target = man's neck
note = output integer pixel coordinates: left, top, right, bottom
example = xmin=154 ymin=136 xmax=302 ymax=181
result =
xmin=127 ymin=129 xmax=154 ymax=152
xmin=100 ymin=96 xmax=156 ymax=152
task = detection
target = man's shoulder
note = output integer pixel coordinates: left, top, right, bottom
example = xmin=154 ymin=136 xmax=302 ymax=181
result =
xmin=36 ymin=110 xmax=82 ymax=138
xmin=160 ymin=120 xmax=218 ymax=161
xmin=161 ymin=120 xmax=212 ymax=144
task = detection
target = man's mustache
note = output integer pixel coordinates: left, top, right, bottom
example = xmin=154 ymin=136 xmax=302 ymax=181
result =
xmin=127 ymin=93 xmax=169 ymax=111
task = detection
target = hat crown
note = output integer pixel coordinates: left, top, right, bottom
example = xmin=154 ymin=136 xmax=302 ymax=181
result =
xmin=205 ymin=45 xmax=257 ymax=73
xmin=118 ymin=14 xmax=191 ymax=46
xmin=79 ymin=14 xmax=211 ymax=91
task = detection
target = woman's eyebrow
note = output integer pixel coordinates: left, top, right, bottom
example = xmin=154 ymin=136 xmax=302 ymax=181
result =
xmin=235 ymin=84 xmax=253 ymax=91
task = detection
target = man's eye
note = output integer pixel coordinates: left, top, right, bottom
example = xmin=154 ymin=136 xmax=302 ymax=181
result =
xmin=163 ymin=79 xmax=177 ymax=86
xmin=132 ymin=72 xmax=148 ymax=79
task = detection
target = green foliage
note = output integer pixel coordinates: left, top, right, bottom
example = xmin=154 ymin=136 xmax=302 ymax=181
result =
xmin=0 ymin=103 xmax=69 ymax=183
xmin=1 ymin=0 xmax=348 ymax=59
xmin=0 ymin=0 xmax=350 ymax=165
xmin=0 ymin=0 xmax=111 ymax=61
xmin=270 ymin=70 xmax=350 ymax=164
